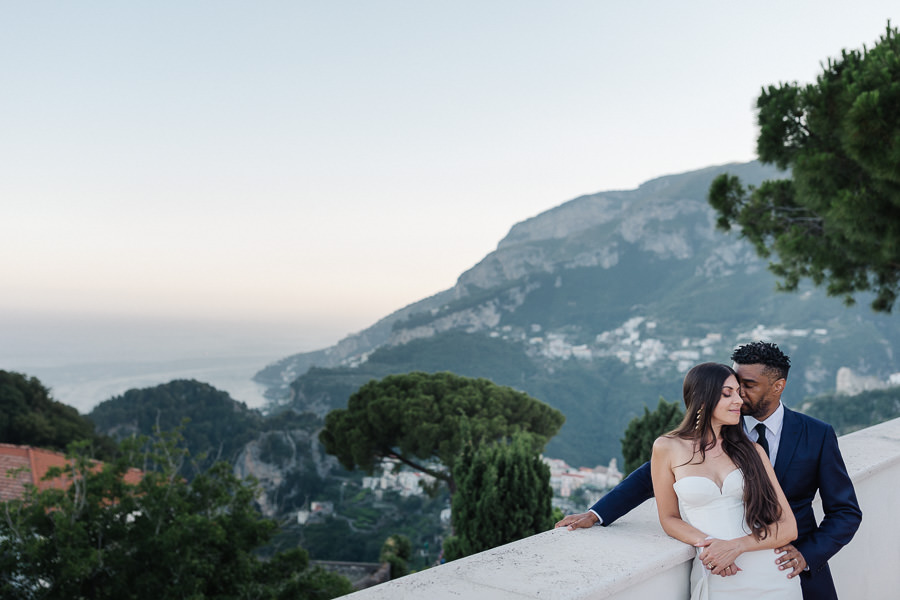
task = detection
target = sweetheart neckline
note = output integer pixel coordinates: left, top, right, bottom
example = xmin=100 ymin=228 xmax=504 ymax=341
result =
xmin=673 ymin=468 xmax=741 ymax=494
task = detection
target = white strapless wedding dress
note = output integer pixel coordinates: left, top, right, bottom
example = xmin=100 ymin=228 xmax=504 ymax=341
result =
xmin=673 ymin=469 xmax=801 ymax=600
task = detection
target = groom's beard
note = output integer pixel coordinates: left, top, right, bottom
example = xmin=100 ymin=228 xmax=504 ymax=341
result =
xmin=740 ymin=398 xmax=772 ymax=419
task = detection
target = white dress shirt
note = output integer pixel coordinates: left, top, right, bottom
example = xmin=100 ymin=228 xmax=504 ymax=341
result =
xmin=743 ymin=402 xmax=785 ymax=467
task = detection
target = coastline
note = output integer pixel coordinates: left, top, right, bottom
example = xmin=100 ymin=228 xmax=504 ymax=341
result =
xmin=0 ymin=312 xmax=348 ymax=415
xmin=9 ymin=354 xmax=279 ymax=414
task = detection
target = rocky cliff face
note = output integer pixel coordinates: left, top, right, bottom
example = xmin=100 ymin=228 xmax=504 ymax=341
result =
xmin=256 ymin=161 xmax=780 ymax=397
xmin=233 ymin=428 xmax=338 ymax=518
xmin=835 ymin=367 xmax=900 ymax=396
xmin=255 ymin=160 xmax=900 ymax=466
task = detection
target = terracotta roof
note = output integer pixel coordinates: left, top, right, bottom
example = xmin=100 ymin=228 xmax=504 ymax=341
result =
xmin=0 ymin=444 xmax=142 ymax=502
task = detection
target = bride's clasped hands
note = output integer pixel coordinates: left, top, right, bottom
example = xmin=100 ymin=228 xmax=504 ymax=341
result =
xmin=695 ymin=536 xmax=744 ymax=576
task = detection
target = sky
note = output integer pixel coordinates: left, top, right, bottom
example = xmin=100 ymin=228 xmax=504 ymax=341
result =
xmin=3 ymin=2 xmax=899 ymax=353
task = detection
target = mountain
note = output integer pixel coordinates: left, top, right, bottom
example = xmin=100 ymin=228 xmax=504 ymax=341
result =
xmin=255 ymin=162 xmax=900 ymax=467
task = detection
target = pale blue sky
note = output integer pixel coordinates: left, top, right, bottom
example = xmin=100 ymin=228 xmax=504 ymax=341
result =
xmin=3 ymin=2 xmax=898 ymax=342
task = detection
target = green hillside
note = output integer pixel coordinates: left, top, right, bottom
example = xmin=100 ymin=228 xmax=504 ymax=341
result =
xmin=802 ymin=387 xmax=900 ymax=435
xmin=89 ymin=379 xmax=267 ymax=467
xmin=0 ymin=370 xmax=116 ymax=457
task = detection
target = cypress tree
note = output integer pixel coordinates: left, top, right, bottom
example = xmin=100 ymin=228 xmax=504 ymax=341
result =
xmin=443 ymin=433 xmax=553 ymax=561
xmin=620 ymin=397 xmax=684 ymax=475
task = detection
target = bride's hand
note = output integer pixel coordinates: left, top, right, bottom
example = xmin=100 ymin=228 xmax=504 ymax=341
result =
xmin=696 ymin=538 xmax=744 ymax=576
xmin=719 ymin=563 xmax=741 ymax=577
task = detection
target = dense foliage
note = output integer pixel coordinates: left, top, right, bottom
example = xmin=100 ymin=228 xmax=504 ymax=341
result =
xmin=0 ymin=434 xmax=352 ymax=600
xmin=801 ymin=386 xmax=900 ymax=434
xmin=442 ymin=433 xmax=553 ymax=561
xmin=0 ymin=370 xmax=116 ymax=458
xmin=89 ymin=379 xmax=264 ymax=467
xmin=319 ymin=372 xmax=565 ymax=492
xmin=620 ymin=397 xmax=684 ymax=475
xmin=709 ymin=23 xmax=900 ymax=312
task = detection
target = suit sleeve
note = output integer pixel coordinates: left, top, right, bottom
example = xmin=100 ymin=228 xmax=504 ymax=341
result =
xmin=589 ymin=460 xmax=654 ymax=526
xmin=794 ymin=425 xmax=862 ymax=572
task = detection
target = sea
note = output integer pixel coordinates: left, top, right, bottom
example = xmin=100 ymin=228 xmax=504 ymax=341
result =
xmin=0 ymin=312 xmax=349 ymax=415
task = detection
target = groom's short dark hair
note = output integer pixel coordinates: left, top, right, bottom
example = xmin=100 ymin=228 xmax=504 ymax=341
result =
xmin=731 ymin=341 xmax=791 ymax=380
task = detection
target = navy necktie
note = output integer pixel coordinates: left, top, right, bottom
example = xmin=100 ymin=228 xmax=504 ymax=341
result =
xmin=754 ymin=423 xmax=770 ymax=457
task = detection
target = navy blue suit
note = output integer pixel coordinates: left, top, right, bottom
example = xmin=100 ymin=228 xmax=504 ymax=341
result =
xmin=591 ymin=407 xmax=861 ymax=600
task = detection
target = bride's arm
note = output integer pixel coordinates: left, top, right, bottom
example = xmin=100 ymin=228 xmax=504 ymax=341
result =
xmin=699 ymin=444 xmax=798 ymax=572
xmin=651 ymin=436 xmax=709 ymax=546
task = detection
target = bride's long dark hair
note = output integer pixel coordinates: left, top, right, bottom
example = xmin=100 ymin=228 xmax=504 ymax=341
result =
xmin=668 ymin=362 xmax=782 ymax=540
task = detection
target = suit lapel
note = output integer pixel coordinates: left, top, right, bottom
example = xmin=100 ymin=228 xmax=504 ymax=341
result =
xmin=774 ymin=406 xmax=801 ymax=482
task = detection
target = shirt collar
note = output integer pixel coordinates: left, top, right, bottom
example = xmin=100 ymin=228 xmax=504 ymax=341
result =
xmin=743 ymin=401 xmax=785 ymax=437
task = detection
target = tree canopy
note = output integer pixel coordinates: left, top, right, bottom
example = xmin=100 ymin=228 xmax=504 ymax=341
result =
xmin=319 ymin=371 xmax=565 ymax=492
xmin=620 ymin=397 xmax=684 ymax=475
xmin=708 ymin=23 xmax=900 ymax=312
xmin=0 ymin=433 xmax=352 ymax=600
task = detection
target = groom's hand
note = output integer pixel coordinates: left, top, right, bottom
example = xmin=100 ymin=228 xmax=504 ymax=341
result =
xmin=554 ymin=511 xmax=599 ymax=530
xmin=775 ymin=543 xmax=807 ymax=578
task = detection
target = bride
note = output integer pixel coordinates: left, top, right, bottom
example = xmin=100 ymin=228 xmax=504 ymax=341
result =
xmin=651 ymin=362 xmax=801 ymax=599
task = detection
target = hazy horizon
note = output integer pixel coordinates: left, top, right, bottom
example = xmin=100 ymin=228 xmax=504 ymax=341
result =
xmin=0 ymin=310 xmax=357 ymax=413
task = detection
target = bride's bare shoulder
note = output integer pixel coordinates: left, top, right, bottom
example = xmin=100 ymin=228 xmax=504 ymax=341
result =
xmin=652 ymin=434 xmax=689 ymax=453
xmin=652 ymin=434 xmax=693 ymax=464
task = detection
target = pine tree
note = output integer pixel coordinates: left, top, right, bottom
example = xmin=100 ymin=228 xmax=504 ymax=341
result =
xmin=708 ymin=23 xmax=900 ymax=312
xmin=320 ymin=371 xmax=564 ymax=492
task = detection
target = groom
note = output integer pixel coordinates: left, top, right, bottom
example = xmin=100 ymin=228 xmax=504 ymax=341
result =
xmin=555 ymin=341 xmax=862 ymax=600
